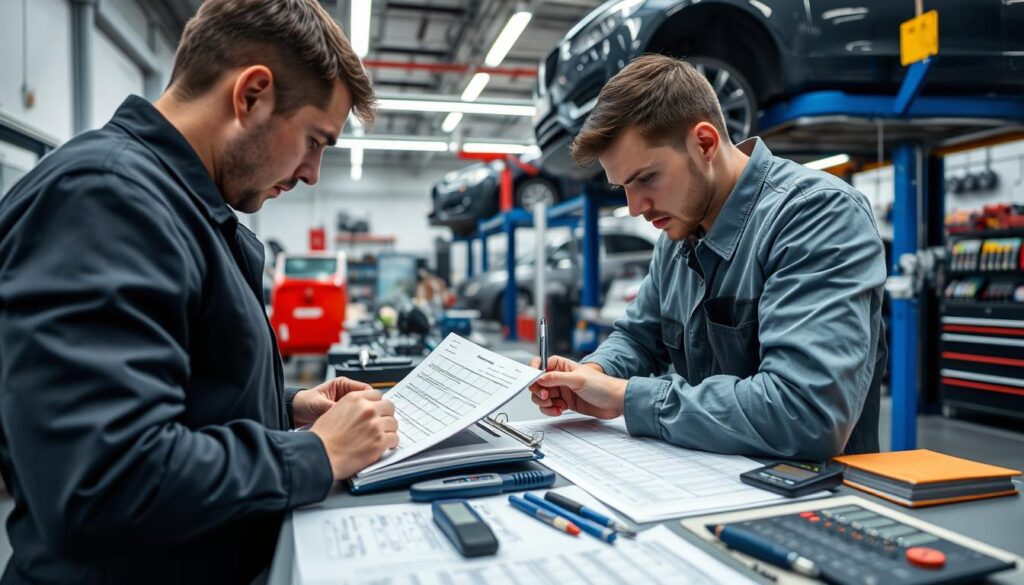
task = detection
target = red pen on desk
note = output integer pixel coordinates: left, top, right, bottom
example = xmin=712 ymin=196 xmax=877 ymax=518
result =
xmin=509 ymin=495 xmax=580 ymax=536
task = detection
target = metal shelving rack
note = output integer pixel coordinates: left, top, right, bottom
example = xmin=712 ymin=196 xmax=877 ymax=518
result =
xmin=759 ymin=57 xmax=1024 ymax=450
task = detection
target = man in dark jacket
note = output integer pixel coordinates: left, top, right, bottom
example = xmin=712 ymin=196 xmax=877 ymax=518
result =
xmin=0 ymin=1 xmax=396 ymax=582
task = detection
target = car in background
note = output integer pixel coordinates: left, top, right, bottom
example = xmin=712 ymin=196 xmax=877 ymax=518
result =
xmin=535 ymin=0 xmax=1024 ymax=177
xmin=429 ymin=155 xmax=563 ymax=237
xmin=270 ymin=252 xmax=348 ymax=358
xmin=455 ymin=228 xmax=655 ymax=321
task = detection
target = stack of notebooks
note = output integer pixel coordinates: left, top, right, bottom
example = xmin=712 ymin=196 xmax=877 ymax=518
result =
xmin=833 ymin=449 xmax=1021 ymax=508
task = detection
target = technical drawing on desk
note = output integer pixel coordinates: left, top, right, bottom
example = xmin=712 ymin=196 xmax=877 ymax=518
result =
xmin=292 ymin=486 xmax=756 ymax=585
xmin=360 ymin=333 xmax=541 ymax=475
xmin=513 ymin=417 xmax=830 ymax=523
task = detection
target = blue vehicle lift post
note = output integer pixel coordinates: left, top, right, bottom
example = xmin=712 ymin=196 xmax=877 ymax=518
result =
xmin=758 ymin=57 xmax=1024 ymax=450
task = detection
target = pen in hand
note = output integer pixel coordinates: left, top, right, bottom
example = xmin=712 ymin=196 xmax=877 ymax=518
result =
xmin=539 ymin=317 xmax=548 ymax=372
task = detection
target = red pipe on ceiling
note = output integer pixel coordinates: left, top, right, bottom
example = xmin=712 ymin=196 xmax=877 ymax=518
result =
xmin=363 ymin=59 xmax=538 ymax=78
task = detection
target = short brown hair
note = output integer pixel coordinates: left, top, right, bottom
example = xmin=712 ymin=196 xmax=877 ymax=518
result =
xmin=571 ymin=54 xmax=727 ymax=167
xmin=169 ymin=0 xmax=376 ymax=125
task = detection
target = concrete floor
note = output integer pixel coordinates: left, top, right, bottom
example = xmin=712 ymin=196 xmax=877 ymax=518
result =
xmin=0 ymin=363 xmax=1021 ymax=573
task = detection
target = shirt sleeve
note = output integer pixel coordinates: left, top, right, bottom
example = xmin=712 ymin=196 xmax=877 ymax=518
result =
xmin=622 ymin=189 xmax=887 ymax=460
xmin=0 ymin=172 xmax=333 ymax=558
xmin=581 ymin=238 xmax=672 ymax=378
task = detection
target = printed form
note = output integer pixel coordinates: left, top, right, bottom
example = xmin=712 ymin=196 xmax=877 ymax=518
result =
xmin=514 ymin=417 xmax=828 ymax=523
xmin=292 ymin=486 xmax=755 ymax=585
xmin=360 ymin=333 xmax=541 ymax=475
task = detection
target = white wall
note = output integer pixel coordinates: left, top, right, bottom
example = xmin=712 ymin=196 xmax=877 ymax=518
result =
xmin=0 ymin=0 xmax=73 ymax=142
xmin=249 ymin=158 xmax=462 ymax=255
xmin=92 ymin=29 xmax=145 ymax=127
xmin=0 ymin=0 xmax=170 ymax=151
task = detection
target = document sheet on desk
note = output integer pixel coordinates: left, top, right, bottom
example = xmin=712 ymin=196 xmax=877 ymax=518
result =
xmin=292 ymin=486 xmax=755 ymax=585
xmin=514 ymin=417 xmax=829 ymax=523
xmin=360 ymin=333 xmax=541 ymax=475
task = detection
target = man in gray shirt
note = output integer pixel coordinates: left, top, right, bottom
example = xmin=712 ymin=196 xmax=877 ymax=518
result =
xmin=530 ymin=55 xmax=886 ymax=459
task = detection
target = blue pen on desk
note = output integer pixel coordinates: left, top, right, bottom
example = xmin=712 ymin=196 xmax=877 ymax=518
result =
xmin=523 ymin=493 xmax=617 ymax=543
xmin=544 ymin=491 xmax=636 ymax=538
xmin=707 ymin=524 xmax=820 ymax=578
xmin=508 ymin=495 xmax=581 ymax=537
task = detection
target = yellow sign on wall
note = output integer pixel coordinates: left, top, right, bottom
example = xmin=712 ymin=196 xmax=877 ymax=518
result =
xmin=900 ymin=10 xmax=939 ymax=66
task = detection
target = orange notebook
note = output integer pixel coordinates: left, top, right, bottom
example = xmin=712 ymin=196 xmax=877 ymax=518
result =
xmin=833 ymin=449 xmax=1021 ymax=508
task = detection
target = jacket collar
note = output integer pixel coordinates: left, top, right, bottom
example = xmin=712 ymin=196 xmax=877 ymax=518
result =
xmin=701 ymin=137 xmax=772 ymax=261
xmin=108 ymin=95 xmax=237 ymax=226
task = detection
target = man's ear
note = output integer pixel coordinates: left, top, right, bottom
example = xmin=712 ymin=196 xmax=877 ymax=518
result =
xmin=691 ymin=122 xmax=721 ymax=164
xmin=231 ymin=65 xmax=276 ymax=128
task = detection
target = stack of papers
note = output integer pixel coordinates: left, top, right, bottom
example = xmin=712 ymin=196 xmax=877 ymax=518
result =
xmin=513 ymin=417 xmax=830 ymax=523
xmin=353 ymin=333 xmax=541 ymax=488
xmin=292 ymin=486 xmax=756 ymax=585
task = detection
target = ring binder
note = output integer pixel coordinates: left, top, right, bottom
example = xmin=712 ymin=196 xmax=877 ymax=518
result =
xmin=484 ymin=414 xmax=545 ymax=449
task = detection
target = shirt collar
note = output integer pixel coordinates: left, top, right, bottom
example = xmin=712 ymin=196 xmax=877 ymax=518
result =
xmin=108 ymin=95 xmax=237 ymax=226
xmin=701 ymin=137 xmax=773 ymax=260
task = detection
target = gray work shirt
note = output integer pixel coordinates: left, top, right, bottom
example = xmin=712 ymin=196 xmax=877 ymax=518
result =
xmin=583 ymin=138 xmax=887 ymax=460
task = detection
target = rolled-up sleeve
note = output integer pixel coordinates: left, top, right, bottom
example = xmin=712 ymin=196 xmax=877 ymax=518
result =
xmin=623 ymin=190 xmax=886 ymax=460
xmin=0 ymin=173 xmax=333 ymax=557
xmin=581 ymin=239 xmax=671 ymax=378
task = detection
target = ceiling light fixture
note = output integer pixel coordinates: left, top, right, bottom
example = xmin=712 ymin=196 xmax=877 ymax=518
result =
xmin=350 ymin=147 xmax=364 ymax=181
xmin=485 ymin=11 xmax=533 ymax=67
xmin=462 ymin=142 xmax=541 ymax=156
xmin=804 ymin=154 xmax=851 ymax=170
xmin=351 ymin=0 xmax=372 ymax=58
xmin=378 ymin=98 xmax=535 ymax=116
xmin=441 ymin=112 xmax=464 ymax=133
xmin=460 ymin=73 xmax=491 ymax=102
xmin=335 ymin=137 xmax=450 ymax=152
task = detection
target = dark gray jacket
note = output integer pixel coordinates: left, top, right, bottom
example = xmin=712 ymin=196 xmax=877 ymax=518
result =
xmin=0 ymin=96 xmax=333 ymax=584
xmin=584 ymin=138 xmax=887 ymax=460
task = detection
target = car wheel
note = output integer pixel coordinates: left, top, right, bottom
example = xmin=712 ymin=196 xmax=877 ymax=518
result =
xmin=515 ymin=177 xmax=559 ymax=212
xmin=493 ymin=289 xmax=533 ymax=322
xmin=687 ymin=56 xmax=757 ymax=144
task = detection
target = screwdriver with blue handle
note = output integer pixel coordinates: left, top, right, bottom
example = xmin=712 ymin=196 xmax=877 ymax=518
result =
xmin=410 ymin=469 xmax=556 ymax=502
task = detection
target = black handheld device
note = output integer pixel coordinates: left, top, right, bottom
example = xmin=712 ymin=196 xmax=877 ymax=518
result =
xmin=740 ymin=461 xmax=843 ymax=498
xmin=431 ymin=499 xmax=499 ymax=557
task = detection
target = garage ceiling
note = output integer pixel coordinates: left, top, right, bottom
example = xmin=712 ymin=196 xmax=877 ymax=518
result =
xmin=142 ymin=0 xmax=605 ymax=166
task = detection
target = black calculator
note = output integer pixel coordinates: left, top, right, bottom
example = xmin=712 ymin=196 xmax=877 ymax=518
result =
xmin=726 ymin=504 xmax=1014 ymax=584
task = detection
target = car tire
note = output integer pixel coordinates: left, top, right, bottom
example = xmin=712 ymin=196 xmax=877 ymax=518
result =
xmin=686 ymin=56 xmax=758 ymax=145
xmin=492 ymin=289 xmax=533 ymax=323
xmin=515 ymin=177 xmax=559 ymax=211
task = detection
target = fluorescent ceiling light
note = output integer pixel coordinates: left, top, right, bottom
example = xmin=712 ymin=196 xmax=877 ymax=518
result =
xmin=378 ymin=98 xmax=535 ymax=116
xmin=336 ymin=137 xmax=449 ymax=152
xmin=351 ymin=164 xmax=363 ymax=181
xmin=462 ymin=143 xmax=541 ymax=156
xmin=485 ymin=11 xmax=532 ymax=67
xmin=351 ymin=0 xmax=372 ymax=58
xmin=805 ymin=154 xmax=850 ymax=170
xmin=461 ymin=73 xmax=491 ymax=102
xmin=441 ymin=112 xmax=464 ymax=133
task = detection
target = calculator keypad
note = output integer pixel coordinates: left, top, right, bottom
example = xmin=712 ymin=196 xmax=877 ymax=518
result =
xmin=730 ymin=504 xmax=1012 ymax=585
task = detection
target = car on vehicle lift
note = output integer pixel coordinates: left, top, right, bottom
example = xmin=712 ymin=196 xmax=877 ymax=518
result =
xmin=429 ymin=155 xmax=562 ymax=237
xmin=428 ymin=153 xmax=617 ymax=237
xmin=534 ymin=0 xmax=1024 ymax=177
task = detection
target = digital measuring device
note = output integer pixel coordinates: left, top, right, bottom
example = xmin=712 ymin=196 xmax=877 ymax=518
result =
xmin=410 ymin=469 xmax=555 ymax=502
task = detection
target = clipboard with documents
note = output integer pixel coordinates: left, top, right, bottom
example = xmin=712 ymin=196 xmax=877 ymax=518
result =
xmin=348 ymin=334 xmax=544 ymax=493
xmin=349 ymin=417 xmax=545 ymax=493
